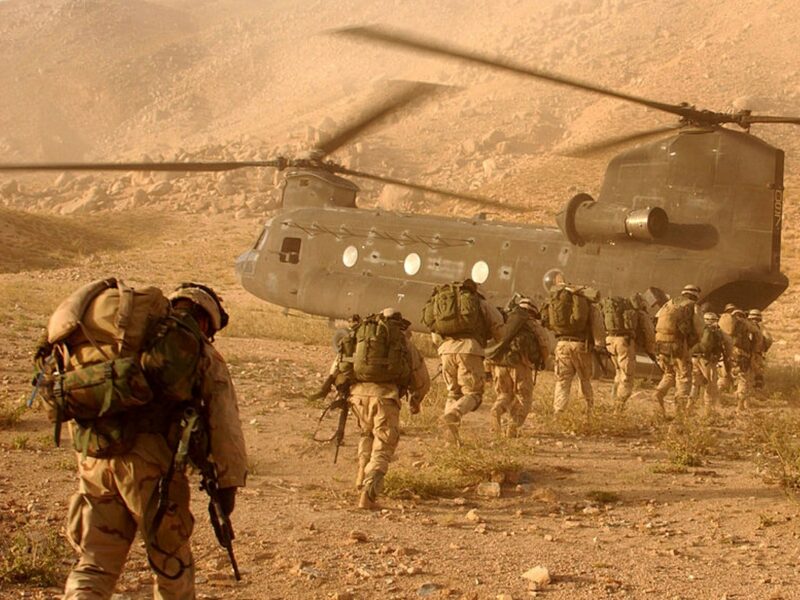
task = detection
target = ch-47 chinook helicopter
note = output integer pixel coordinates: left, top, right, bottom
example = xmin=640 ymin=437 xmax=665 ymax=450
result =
xmin=237 ymin=25 xmax=799 ymax=328
xmin=2 ymin=25 xmax=798 ymax=332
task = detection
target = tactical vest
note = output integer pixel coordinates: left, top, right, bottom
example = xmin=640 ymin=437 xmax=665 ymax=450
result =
xmin=421 ymin=283 xmax=489 ymax=344
xmin=547 ymin=287 xmax=590 ymax=337
xmin=601 ymin=296 xmax=637 ymax=335
xmin=39 ymin=278 xmax=203 ymax=457
xmin=655 ymin=297 xmax=695 ymax=345
xmin=338 ymin=314 xmax=411 ymax=385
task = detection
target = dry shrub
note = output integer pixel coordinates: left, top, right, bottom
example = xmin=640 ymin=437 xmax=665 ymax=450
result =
xmin=384 ymin=439 xmax=529 ymax=499
xmin=747 ymin=412 xmax=800 ymax=490
xmin=0 ymin=528 xmax=72 ymax=586
xmin=660 ymin=417 xmax=717 ymax=467
xmin=0 ymin=401 xmax=24 ymax=430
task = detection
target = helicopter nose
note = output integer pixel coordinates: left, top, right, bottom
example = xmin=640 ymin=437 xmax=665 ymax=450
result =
xmin=235 ymin=249 xmax=258 ymax=284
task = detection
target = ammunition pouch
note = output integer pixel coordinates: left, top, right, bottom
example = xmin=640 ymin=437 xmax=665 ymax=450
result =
xmin=54 ymin=357 xmax=153 ymax=421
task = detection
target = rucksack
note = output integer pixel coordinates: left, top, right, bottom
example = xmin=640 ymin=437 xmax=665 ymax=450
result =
xmin=655 ymin=297 xmax=695 ymax=344
xmin=547 ymin=287 xmax=590 ymax=336
xmin=509 ymin=322 xmax=544 ymax=367
xmin=38 ymin=278 xmax=203 ymax=456
xmin=694 ymin=326 xmax=724 ymax=359
xmin=421 ymin=283 xmax=488 ymax=343
xmin=338 ymin=314 xmax=411 ymax=385
xmin=601 ymin=296 xmax=637 ymax=334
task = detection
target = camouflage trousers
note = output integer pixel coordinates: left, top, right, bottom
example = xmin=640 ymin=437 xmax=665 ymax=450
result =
xmin=752 ymin=352 xmax=766 ymax=390
xmin=64 ymin=433 xmax=195 ymax=600
xmin=441 ymin=352 xmax=485 ymax=427
xmin=655 ymin=345 xmax=692 ymax=414
xmin=490 ymin=363 xmax=534 ymax=435
xmin=349 ymin=393 xmax=401 ymax=502
xmin=606 ymin=335 xmax=635 ymax=407
xmin=730 ymin=351 xmax=753 ymax=411
xmin=690 ymin=356 xmax=720 ymax=415
xmin=553 ymin=340 xmax=594 ymax=414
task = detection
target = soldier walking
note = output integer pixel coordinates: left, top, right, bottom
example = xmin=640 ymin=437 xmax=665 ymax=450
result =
xmin=689 ymin=312 xmax=730 ymax=418
xmin=35 ymin=279 xmax=247 ymax=599
xmin=423 ymin=278 xmax=503 ymax=446
xmin=653 ymin=284 xmax=703 ymax=417
xmin=719 ymin=304 xmax=758 ymax=413
xmin=600 ymin=292 xmax=656 ymax=411
xmin=331 ymin=308 xmax=430 ymax=509
xmin=748 ymin=309 xmax=772 ymax=390
xmin=541 ymin=280 xmax=605 ymax=420
xmin=485 ymin=296 xmax=549 ymax=437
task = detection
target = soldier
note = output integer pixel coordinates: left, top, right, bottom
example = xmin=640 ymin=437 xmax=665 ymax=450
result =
xmin=652 ymin=284 xmax=703 ymax=417
xmin=423 ymin=278 xmax=503 ymax=446
xmin=748 ymin=309 xmax=772 ymax=390
xmin=719 ymin=304 xmax=758 ymax=413
xmin=600 ymin=292 xmax=656 ymax=411
xmin=541 ymin=281 xmax=605 ymax=420
xmin=485 ymin=296 xmax=549 ymax=437
xmin=689 ymin=312 xmax=730 ymax=418
xmin=56 ymin=282 xmax=248 ymax=599
xmin=332 ymin=308 xmax=430 ymax=509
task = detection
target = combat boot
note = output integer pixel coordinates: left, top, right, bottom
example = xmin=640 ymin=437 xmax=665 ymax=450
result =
xmin=358 ymin=489 xmax=379 ymax=510
xmin=440 ymin=413 xmax=462 ymax=447
xmin=489 ymin=404 xmax=504 ymax=437
xmin=505 ymin=421 xmax=519 ymax=438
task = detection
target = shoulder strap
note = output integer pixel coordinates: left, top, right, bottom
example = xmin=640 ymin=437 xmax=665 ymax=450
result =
xmin=115 ymin=280 xmax=134 ymax=354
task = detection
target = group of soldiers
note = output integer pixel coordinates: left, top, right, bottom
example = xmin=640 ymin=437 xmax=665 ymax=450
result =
xmin=323 ymin=277 xmax=773 ymax=512
xmin=32 ymin=275 xmax=773 ymax=597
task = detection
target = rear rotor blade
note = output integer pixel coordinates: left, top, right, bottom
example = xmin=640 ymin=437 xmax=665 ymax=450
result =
xmin=333 ymin=25 xmax=699 ymax=122
xmin=315 ymin=81 xmax=454 ymax=157
xmin=564 ymin=125 xmax=682 ymax=157
xmin=740 ymin=115 xmax=800 ymax=126
xmin=335 ymin=165 xmax=525 ymax=212
xmin=0 ymin=160 xmax=283 ymax=173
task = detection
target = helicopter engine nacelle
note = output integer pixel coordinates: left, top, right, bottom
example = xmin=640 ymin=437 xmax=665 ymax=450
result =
xmin=558 ymin=193 xmax=669 ymax=246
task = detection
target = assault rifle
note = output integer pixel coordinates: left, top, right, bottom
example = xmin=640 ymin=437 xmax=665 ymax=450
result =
xmin=312 ymin=385 xmax=350 ymax=464
xmin=179 ymin=408 xmax=240 ymax=581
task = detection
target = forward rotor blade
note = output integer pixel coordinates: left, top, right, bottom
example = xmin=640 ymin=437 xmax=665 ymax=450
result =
xmin=0 ymin=160 xmax=282 ymax=173
xmin=564 ymin=125 xmax=682 ymax=158
xmin=334 ymin=25 xmax=699 ymax=121
xmin=335 ymin=165 xmax=525 ymax=212
xmin=315 ymin=80 xmax=453 ymax=157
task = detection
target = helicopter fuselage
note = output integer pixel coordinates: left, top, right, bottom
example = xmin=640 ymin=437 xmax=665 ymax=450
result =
xmin=236 ymin=127 xmax=788 ymax=327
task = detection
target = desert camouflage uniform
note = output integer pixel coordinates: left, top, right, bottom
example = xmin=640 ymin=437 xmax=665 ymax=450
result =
xmin=485 ymin=305 xmax=548 ymax=436
xmin=64 ymin=331 xmax=247 ymax=600
xmin=654 ymin=296 xmax=702 ymax=416
xmin=346 ymin=336 xmax=430 ymax=504
xmin=542 ymin=291 xmax=605 ymax=416
xmin=749 ymin=320 xmax=772 ymax=390
xmin=689 ymin=324 xmax=728 ymax=417
xmin=606 ymin=303 xmax=656 ymax=410
xmin=437 ymin=301 xmax=503 ymax=440
xmin=719 ymin=311 xmax=758 ymax=412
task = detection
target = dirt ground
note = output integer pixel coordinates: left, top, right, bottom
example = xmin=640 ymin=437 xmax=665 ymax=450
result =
xmin=1 ymin=214 xmax=799 ymax=600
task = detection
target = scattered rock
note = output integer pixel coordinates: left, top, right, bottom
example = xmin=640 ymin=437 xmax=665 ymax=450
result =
xmin=417 ymin=582 xmax=441 ymax=597
xmin=465 ymin=509 xmax=482 ymax=523
xmin=477 ymin=482 xmax=502 ymax=498
xmin=348 ymin=530 xmax=368 ymax=543
xmin=522 ymin=565 xmax=551 ymax=589
xmin=148 ymin=181 xmax=173 ymax=197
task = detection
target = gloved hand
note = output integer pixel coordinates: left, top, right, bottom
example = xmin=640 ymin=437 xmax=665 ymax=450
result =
xmin=409 ymin=395 xmax=421 ymax=415
xmin=218 ymin=487 xmax=237 ymax=516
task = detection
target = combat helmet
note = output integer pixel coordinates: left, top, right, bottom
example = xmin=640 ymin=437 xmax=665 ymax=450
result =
xmin=748 ymin=309 xmax=763 ymax=322
xmin=681 ymin=284 xmax=701 ymax=300
xmin=703 ymin=312 xmax=719 ymax=324
xmin=169 ymin=282 xmax=229 ymax=334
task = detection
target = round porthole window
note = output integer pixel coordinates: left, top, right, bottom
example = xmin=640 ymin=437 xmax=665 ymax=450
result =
xmin=404 ymin=253 xmax=421 ymax=275
xmin=342 ymin=245 xmax=358 ymax=268
xmin=471 ymin=260 xmax=489 ymax=284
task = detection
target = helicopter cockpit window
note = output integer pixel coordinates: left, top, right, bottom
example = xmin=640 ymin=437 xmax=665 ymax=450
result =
xmin=471 ymin=261 xmax=490 ymax=284
xmin=342 ymin=245 xmax=359 ymax=268
xmin=279 ymin=237 xmax=302 ymax=264
xmin=403 ymin=253 xmax=421 ymax=275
